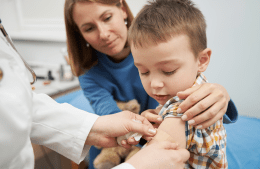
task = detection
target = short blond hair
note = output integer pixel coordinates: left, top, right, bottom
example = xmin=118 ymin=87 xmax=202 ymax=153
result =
xmin=64 ymin=0 xmax=134 ymax=76
xmin=128 ymin=0 xmax=207 ymax=57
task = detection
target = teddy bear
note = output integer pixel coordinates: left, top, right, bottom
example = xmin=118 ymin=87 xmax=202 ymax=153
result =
xmin=93 ymin=99 xmax=142 ymax=169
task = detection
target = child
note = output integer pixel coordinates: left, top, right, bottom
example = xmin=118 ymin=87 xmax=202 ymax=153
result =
xmin=128 ymin=0 xmax=227 ymax=168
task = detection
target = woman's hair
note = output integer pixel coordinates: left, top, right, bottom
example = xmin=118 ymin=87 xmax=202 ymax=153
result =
xmin=128 ymin=0 xmax=207 ymax=58
xmin=64 ymin=0 xmax=134 ymax=76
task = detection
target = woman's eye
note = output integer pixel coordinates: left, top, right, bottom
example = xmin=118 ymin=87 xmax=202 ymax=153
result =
xmin=163 ymin=70 xmax=176 ymax=75
xmin=85 ymin=27 xmax=93 ymax=32
xmin=104 ymin=16 xmax=112 ymax=22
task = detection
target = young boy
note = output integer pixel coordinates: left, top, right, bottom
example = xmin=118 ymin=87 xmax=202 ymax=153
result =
xmin=128 ymin=0 xmax=227 ymax=168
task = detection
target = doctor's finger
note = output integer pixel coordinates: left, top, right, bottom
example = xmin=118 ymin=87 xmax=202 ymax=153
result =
xmin=132 ymin=113 xmax=154 ymax=127
xmin=128 ymin=117 xmax=157 ymax=137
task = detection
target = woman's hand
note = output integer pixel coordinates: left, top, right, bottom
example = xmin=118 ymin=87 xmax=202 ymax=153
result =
xmin=126 ymin=141 xmax=189 ymax=169
xmin=141 ymin=109 xmax=163 ymax=128
xmin=86 ymin=111 xmax=157 ymax=148
xmin=177 ymin=83 xmax=230 ymax=129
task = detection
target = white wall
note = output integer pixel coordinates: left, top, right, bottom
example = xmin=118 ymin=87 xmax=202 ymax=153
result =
xmin=193 ymin=0 xmax=260 ymax=118
xmin=13 ymin=40 xmax=67 ymax=65
xmin=0 ymin=0 xmax=259 ymax=117
xmin=0 ymin=0 xmax=67 ymax=65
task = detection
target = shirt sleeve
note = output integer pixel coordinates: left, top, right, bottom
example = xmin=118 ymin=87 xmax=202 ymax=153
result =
xmin=30 ymin=92 xmax=99 ymax=164
xmin=79 ymin=75 xmax=121 ymax=116
xmin=223 ymin=99 xmax=238 ymax=124
xmin=186 ymin=120 xmax=227 ymax=168
xmin=112 ymin=163 xmax=136 ymax=169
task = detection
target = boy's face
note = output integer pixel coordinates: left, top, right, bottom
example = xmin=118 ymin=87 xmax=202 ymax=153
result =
xmin=132 ymin=35 xmax=200 ymax=105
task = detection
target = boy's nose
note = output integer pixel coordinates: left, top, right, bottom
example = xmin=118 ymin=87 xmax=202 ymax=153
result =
xmin=150 ymin=78 xmax=164 ymax=89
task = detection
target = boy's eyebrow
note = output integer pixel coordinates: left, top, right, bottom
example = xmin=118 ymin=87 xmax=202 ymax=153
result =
xmin=155 ymin=59 xmax=178 ymax=66
xmin=80 ymin=10 xmax=111 ymax=28
xmin=134 ymin=59 xmax=178 ymax=67
xmin=134 ymin=62 xmax=142 ymax=67
xmin=134 ymin=59 xmax=179 ymax=66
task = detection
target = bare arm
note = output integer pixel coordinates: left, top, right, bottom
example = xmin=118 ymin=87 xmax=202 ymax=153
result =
xmin=153 ymin=118 xmax=186 ymax=149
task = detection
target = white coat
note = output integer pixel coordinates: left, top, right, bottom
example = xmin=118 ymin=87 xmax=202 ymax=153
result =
xmin=0 ymin=33 xmax=134 ymax=169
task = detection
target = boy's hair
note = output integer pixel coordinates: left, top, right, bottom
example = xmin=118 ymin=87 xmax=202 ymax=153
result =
xmin=128 ymin=0 xmax=207 ymax=57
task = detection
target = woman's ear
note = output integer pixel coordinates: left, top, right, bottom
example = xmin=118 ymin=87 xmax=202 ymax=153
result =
xmin=198 ymin=48 xmax=211 ymax=72
xmin=120 ymin=0 xmax=128 ymax=20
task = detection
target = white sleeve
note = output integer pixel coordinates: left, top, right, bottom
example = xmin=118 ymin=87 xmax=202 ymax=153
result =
xmin=30 ymin=92 xmax=99 ymax=164
xmin=112 ymin=163 xmax=136 ymax=169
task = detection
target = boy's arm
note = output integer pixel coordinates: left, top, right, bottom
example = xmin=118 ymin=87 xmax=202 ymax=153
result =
xmin=148 ymin=117 xmax=186 ymax=149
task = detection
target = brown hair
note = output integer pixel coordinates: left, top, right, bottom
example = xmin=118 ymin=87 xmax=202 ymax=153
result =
xmin=128 ymin=0 xmax=207 ymax=57
xmin=64 ymin=0 xmax=134 ymax=76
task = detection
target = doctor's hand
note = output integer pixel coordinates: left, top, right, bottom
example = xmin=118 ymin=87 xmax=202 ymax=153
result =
xmin=126 ymin=141 xmax=190 ymax=169
xmin=85 ymin=111 xmax=156 ymax=148
xmin=177 ymin=83 xmax=230 ymax=129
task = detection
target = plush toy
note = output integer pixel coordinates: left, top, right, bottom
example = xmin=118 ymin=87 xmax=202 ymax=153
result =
xmin=93 ymin=99 xmax=142 ymax=169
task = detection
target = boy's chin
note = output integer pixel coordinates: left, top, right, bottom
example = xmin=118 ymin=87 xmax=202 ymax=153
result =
xmin=155 ymin=95 xmax=176 ymax=105
xmin=156 ymin=100 xmax=168 ymax=105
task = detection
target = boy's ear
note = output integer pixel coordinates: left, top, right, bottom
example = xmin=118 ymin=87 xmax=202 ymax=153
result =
xmin=198 ymin=48 xmax=211 ymax=72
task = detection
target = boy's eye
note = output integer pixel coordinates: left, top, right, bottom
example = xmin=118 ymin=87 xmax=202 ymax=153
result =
xmin=140 ymin=71 xmax=149 ymax=76
xmin=163 ymin=70 xmax=176 ymax=75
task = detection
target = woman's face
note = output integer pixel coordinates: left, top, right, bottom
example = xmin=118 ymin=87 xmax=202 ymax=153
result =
xmin=73 ymin=1 xmax=129 ymax=61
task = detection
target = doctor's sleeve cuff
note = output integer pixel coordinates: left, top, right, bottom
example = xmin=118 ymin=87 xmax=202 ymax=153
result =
xmin=75 ymin=111 xmax=99 ymax=164
xmin=112 ymin=163 xmax=136 ymax=169
xmin=223 ymin=99 xmax=238 ymax=124
xmin=30 ymin=92 xmax=100 ymax=164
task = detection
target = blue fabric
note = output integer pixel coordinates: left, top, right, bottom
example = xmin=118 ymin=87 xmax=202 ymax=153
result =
xmin=78 ymin=51 xmax=159 ymax=117
xmin=223 ymin=100 xmax=238 ymax=124
xmin=55 ymin=90 xmax=94 ymax=113
xmin=224 ymin=116 xmax=260 ymax=169
xmin=88 ymin=146 xmax=101 ymax=169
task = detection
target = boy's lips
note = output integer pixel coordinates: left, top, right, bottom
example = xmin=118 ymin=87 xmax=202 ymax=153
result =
xmin=154 ymin=94 xmax=169 ymax=101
